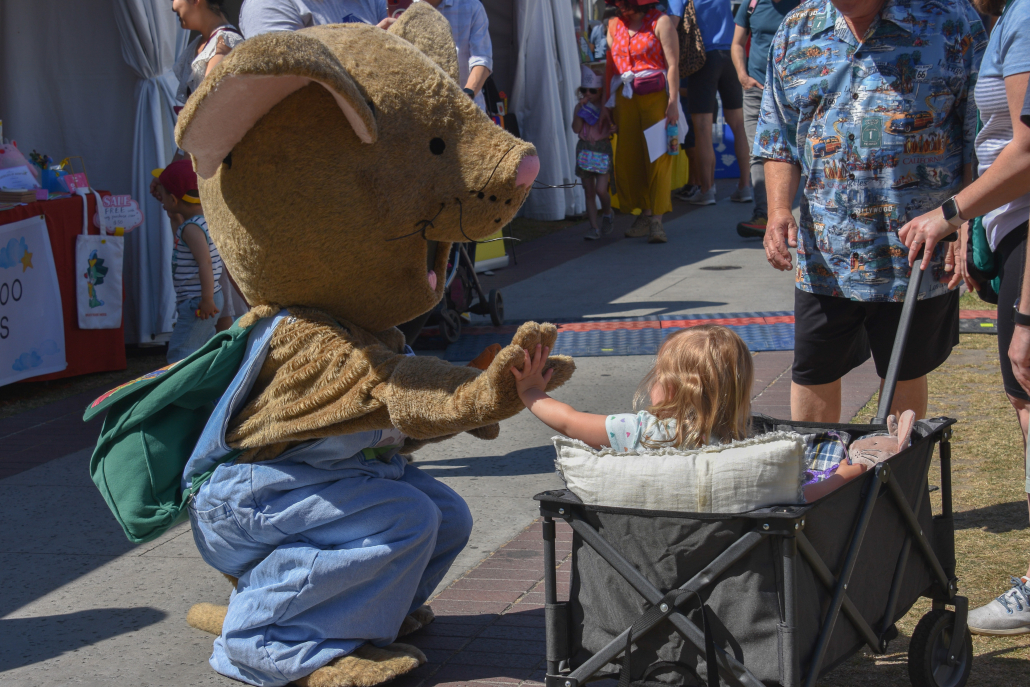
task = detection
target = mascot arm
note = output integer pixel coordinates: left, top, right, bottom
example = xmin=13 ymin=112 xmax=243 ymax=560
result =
xmin=373 ymin=322 xmax=575 ymax=440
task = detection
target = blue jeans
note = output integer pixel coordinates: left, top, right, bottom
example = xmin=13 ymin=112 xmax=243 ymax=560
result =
xmin=188 ymin=445 xmax=473 ymax=686
xmin=168 ymin=291 xmax=225 ymax=363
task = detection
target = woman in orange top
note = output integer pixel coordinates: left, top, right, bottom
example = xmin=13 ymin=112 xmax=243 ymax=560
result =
xmin=604 ymin=0 xmax=680 ymax=243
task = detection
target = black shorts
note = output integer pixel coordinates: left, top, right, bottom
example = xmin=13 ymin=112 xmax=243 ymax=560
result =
xmin=996 ymin=222 xmax=1029 ymax=401
xmin=792 ymin=288 xmax=959 ymax=386
xmin=686 ymin=49 xmax=743 ymax=114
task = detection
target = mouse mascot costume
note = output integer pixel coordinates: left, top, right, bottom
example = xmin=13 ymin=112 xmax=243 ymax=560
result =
xmin=164 ymin=6 xmax=574 ymax=686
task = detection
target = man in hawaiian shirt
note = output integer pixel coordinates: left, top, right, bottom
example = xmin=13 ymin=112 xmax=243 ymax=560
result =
xmin=754 ymin=0 xmax=986 ymax=422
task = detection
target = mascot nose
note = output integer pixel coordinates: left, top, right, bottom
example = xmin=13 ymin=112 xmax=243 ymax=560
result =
xmin=515 ymin=155 xmax=540 ymax=189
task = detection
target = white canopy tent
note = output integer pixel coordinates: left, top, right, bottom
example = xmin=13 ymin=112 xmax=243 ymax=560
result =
xmin=0 ymin=0 xmax=187 ymax=346
xmin=483 ymin=0 xmax=584 ymax=220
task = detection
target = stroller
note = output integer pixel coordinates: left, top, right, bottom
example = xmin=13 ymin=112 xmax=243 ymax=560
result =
xmin=535 ymin=246 xmax=971 ymax=687
xmin=398 ymin=242 xmax=504 ymax=346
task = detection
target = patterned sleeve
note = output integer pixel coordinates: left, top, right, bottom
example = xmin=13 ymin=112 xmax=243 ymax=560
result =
xmin=752 ymin=22 xmax=800 ymax=164
xmin=605 ymin=411 xmax=677 ymax=452
xmin=960 ymin=3 xmax=988 ymax=165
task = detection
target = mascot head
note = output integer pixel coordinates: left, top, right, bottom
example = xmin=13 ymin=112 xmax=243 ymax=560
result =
xmin=175 ymin=4 xmax=538 ymax=332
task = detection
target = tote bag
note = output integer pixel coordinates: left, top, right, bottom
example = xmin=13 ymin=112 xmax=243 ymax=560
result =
xmin=75 ymin=190 xmax=123 ymax=329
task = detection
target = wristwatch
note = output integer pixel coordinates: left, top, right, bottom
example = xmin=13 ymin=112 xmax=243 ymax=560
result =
xmin=1015 ymin=298 xmax=1030 ymax=327
xmin=941 ymin=196 xmax=965 ymax=227
xmin=462 ymin=87 xmax=475 ymax=99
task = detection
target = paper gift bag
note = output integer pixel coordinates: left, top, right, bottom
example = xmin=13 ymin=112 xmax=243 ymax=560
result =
xmin=76 ymin=191 xmax=123 ymax=329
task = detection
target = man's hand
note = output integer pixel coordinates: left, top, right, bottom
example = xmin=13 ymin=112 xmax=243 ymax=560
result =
xmin=897 ymin=207 xmax=957 ymax=269
xmin=1010 ymin=324 xmax=1030 ymax=395
xmin=958 ymin=222 xmax=980 ymax=292
xmin=764 ymin=208 xmax=797 ymax=271
xmin=740 ymin=75 xmax=764 ymax=90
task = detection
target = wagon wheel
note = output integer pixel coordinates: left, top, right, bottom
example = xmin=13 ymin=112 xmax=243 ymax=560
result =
xmin=440 ymin=308 xmax=462 ymax=344
xmin=488 ymin=289 xmax=504 ymax=327
xmin=907 ymin=609 xmax=972 ymax=687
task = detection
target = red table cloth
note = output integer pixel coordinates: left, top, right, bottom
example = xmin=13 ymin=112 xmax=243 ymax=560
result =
xmin=0 ymin=194 xmax=126 ymax=381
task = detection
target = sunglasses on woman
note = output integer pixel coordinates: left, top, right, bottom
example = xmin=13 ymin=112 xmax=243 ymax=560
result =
xmin=580 ymin=88 xmax=600 ymax=94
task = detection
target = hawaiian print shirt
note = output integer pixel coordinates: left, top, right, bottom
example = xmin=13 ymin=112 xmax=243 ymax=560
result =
xmin=754 ymin=0 xmax=986 ymax=301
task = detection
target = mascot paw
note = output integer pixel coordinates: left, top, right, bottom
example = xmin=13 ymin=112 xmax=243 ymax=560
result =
xmin=398 ymin=605 xmax=435 ymax=637
xmin=466 ymin=423 xmax=500 ymax=440
xmin=294 ymin=643 xmax=427 ymax=687
xmin=186 ymin=602 xmax=227 ymax=636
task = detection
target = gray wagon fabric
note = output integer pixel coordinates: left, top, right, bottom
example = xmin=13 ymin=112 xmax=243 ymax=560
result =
xmin=568 ymin=419 xmax=939 ymax=685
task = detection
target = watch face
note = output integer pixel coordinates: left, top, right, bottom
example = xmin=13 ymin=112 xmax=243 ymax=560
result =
xmin=942 ymin=198 xmax=957 ymax=221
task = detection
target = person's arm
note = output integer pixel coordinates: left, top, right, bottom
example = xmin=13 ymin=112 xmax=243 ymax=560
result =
xmin=803 ymin=461 xmax=868 ymax=502
xmin=731 ymin=25 xmax=762 ymax=90
xmin=181 ymin=223 xmax=219 ymax=319
xmin=655 ymin=14 xmax=680 ymax=124
xmin=204 ymin=32 xmax=240 ymax=77
xmin=764 ymin=161 xmax=801 ymax=270
xmin=464 ymin=4 xmax=493 ymax=97
xmin=572 ymin=98 xmax=587 ymax=134
xmin=899 ymin=73 xmax=1030 ymax=271
xmin=511 ymin=345 xmax=610 ymax=449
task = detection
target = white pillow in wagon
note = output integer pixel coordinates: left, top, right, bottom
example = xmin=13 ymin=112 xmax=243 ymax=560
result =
xmin=553 ymin=431 xmax=807 ymax=513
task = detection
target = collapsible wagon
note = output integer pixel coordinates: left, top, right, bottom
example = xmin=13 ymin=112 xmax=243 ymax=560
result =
xmin=534 ymin=250 xmax=971 ymax=687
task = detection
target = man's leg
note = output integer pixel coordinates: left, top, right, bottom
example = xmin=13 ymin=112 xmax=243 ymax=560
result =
xmin=691 ymin=111 xmax=715 ymax=192
xmin=723 ymin=107 xmax=751 ymax=190
xmin=881 ymin=376 xmax=928 ymax=419
xmin=791 ymin=380 xmax=841 ymax=423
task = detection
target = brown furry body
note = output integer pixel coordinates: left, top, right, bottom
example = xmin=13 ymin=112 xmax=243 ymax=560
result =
xmin=173 ymin=5 xmax=574 ymax=686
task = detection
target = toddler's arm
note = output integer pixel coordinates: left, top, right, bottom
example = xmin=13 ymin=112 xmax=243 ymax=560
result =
xmin=802 ymin=460 xmax=868 ymax=502
xmin=512 ymin=344 xmax=609 ymax=449
xmin=181 ymin=223 xmax=219 ymax=320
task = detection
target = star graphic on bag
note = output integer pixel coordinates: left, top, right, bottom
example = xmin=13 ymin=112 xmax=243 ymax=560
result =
xmin=20 ymin=250 xmax=32 ymax=271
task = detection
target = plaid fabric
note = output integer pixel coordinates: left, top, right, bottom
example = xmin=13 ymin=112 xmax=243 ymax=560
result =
xmin=801 ymin=430 xmax=851 ymax=473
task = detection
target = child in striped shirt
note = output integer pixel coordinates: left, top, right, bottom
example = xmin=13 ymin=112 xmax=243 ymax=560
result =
xmin=153 ymin=159 xmax=224 ymax=363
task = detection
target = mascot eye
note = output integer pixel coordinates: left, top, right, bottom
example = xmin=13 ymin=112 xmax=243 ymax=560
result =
xmin=429 ymin=138 xmax=446 ymax=155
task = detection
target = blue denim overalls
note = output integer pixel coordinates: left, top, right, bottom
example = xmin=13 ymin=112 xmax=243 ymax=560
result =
xmin=183 ymin=313 xmax=472 ymax=686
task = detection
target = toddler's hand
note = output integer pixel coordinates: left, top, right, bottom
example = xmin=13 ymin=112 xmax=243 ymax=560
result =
xmin=197 ymin=297 xmax=220 ymax=320
xmin=510 ymin=344 xmax=554 ymax=399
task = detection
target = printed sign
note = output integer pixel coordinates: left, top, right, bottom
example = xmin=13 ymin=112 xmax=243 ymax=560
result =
xmin=93 ymin=195 xmax=144 ymax=234
xmin=861 ymin=116 xmax=882 ymax=148
xmin=0 ymin=215 xmax=66 ymax=386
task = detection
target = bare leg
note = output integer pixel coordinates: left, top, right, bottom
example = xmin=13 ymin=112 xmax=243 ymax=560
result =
xmin=596 ymin=174 xmax=612 ymax=215
xmin=878 ymin=376 xmax=928 ymax=420
xmin=723 ymin=107 xmax=751 ymax=189
xmin=1005 ymin=394 xmax=1030 ymax=578
xmin=791 ymin=380 xmax=841 ymax=423
xmin=582 ymin=175 xmax=598 ymax=229
xmin=690 ymin=112 xmax=715 ymax=193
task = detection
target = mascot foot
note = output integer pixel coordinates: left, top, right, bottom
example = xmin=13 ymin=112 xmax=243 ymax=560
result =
xmin=186 ymin=603 xmax=228 ymax=635
xmin=294 ymin=643 xmax=427 ymax=687
xmin=398 ymin=605 xmax=435 ymax=637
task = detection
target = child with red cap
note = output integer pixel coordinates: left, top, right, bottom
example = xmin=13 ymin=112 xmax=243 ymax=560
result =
xmin=152 ymin=158 xmax=225 ymax=363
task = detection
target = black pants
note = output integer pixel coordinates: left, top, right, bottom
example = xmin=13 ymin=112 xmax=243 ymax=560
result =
xmin=996 ymin=222 xmax=1030 ymax=401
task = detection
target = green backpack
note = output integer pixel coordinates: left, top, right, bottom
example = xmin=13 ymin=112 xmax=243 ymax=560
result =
xmin=85 ymin=319 xmax=258 ymax=544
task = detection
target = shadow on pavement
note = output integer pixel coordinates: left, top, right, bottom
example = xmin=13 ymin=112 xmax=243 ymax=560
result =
xmin=0 ymin=607 xmax=167 ymax=672
xmin=415 ymin=445 xmax=554 ymax=478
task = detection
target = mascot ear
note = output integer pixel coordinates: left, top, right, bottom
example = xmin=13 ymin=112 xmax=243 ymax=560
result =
xmin=388 ymin=2 xmax=460 ymax=83
xmin=176 ymin=31 xmax=378 ymax=179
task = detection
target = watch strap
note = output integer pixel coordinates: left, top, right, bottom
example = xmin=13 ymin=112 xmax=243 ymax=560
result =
xmin=1014 ymin=302 xmax=1030 ymax=327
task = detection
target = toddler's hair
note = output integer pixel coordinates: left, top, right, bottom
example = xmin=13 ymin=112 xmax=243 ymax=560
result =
xmin=633 ymin=325 xmax=753 ymax=449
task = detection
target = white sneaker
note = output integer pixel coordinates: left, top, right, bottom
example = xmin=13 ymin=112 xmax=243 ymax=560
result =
xmin=600 ymin=213 xmax=614 ymax=236
xmin=685 ymin=187 xmax=716 ymax=206
xmin=673 ymin=184 xmax=698 ymax=201
xmin=968 ymin=577 xmax=1030 ymax=635
xmin=584 ymin=226 xmax=601 ymax=240
xmin=730 ymin=187 xmax=753 ymax=203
